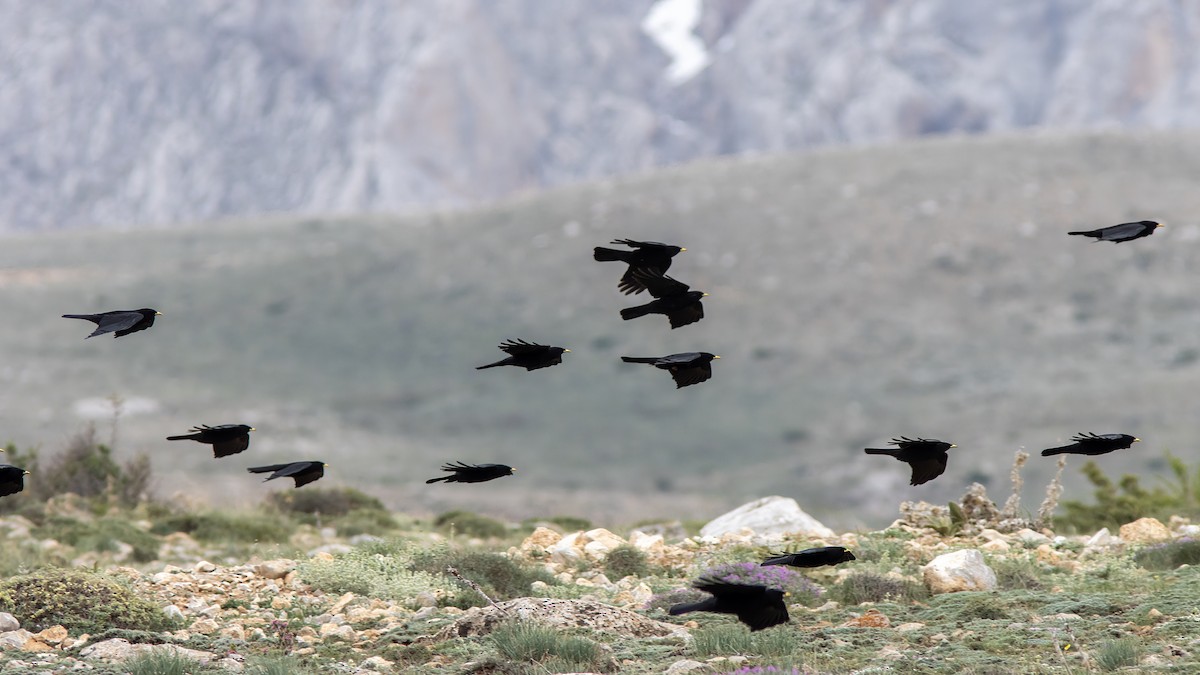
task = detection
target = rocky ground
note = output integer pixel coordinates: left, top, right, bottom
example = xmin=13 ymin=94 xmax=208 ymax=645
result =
xmin=2 ymin=490 xmax=1200 ymax=673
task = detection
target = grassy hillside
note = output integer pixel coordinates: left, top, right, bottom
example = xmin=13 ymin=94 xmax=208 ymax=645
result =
xmin=3 ymin=131 xmax=1200 ymax=527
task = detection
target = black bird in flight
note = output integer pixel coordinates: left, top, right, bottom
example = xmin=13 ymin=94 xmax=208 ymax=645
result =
xmin=593 ymin=238 xmax=686 ymax=295
xmin=0 ymin=465 xmax=30 ymax=497
xmin=1041 ymin=433 xmax=1139 ymax=457
xmin=668 ymin=578 xmax=789 ymax=631
xmin=621 ymin=352 xmax=720 ymax=388
xmin=761 ymin=546 xmax=856 ymax=568
xmin=62 ymin=308 xmax=162 ymax=338
xmin=864 ymin=436 xmax=956 ymax=486
xmin=426 ymin=462 xmax=515 ymax=484
xmin=167 ymin=424 xmax=256 ymax=458
xmin=1069 ymin=220 xmax=1162 ymax=243
xmin=476 ymin=339 xmax=569 ymax=371
xmin=619 ymin=271 xmax=707 ymax=329
xmin=248 ymin=461 xmax=327 ymax=488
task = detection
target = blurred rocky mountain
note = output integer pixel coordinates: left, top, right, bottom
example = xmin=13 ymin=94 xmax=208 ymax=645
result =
xmin=3 ymin=0 xmax=1200 ymax=231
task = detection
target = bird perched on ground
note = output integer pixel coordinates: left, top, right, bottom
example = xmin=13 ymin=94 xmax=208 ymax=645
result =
xmin=621 ymin=352 xmax=720 ymax=388
xmin=593 ymin=238 xmax=686 ymax=294
xmin=619 ymin=271 xmax=707 ymax=329
xmin=0 ymin=465 xmax=29 ymax=497
xmin=1040 ymin=433 xmax=1139 ymax=457
xmin=668 ymin=578 xmax=789 ymax=631
xmin=1069 ymin=220 xmax=1162 ymax=243
xmin=247 ymin=461 xmax=327 ymax=487
xmin=425 ymin=462 xmax=515 ymax=484
xmin=167 ymin=424 xmax=255 ymax=458
xmin=62 ymin=308 xmax=162 ymax=338
xmin=476 ymin=340 xmax=569 ymax=371
xmin=761 ymin=546 xmax=856 ymax=568
xmin=864 ymin=437 xmax=956 ymax=486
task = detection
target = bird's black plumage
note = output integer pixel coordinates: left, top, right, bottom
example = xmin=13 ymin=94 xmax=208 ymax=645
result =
xmin=593 ymin=238 xmax=685 ymax=295
xmin=247 ymin=461 xmax=327 ymax=488
xmin=619 ymin=271 xmax=707 ymax=329
xmin=864 ymin=437 xmax=956 ymax=486
xmin=1069 ymin=220 xmax=1162 ymax=243
xmin=62 ymin=308 xmax=162 ymax=338
xmin=761 ymin=546 xmax=856 ymax=568
xmin=1041 ymin=433 xmax=1139 ymax=457
xmin=621 ymin=352 xmax=720 ymax=388
xmin=425 ymin=462 xmax=515 ymax=484
xmin=167 ymin=424 xmax=255 ymax=458
xmin=476 ymin=340 xmax=569 ymax=371
xmin=668 ymin=578 xmax=789 ymax=631
xmin=0 ymin=465 xmax=30 ymax=497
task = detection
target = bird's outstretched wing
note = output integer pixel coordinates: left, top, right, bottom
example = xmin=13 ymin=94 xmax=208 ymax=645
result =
xmin=497 ymin=339 xmax=549 ymax=356
xmin=633 ymin=270 xmax=689 ymax=298
xmin=669 ymin=364 xmax=711 ymax=388
xmin=667 ymin=304 xmax=704 ymax=329
xmin=96 ymin=312 xmax=148 ymax=333
xmin=908 ymin=454 xmax=948 ymax=486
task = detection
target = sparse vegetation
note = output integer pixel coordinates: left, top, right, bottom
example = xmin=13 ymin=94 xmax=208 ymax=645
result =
xmin=125 ymin=648 xmax=204 ymax=675
xmin=831 ymin=571 xmax=928 ymax=605
xmin=435 ymin=510 xmax=508 ymax=539
xmin=0 ymin=568 xmax=172 ymax=634
xmin=490 ymin=622 xmax=611 ymax=672
xmin=150 ymin=510 xmax=293 ymax=543
xmin=604 ymin=544 xmax=650 ymax=579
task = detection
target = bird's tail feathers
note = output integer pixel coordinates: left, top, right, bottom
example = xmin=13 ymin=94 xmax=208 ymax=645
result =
xmin=760 ymin=555 xmax=789 ymax=567
xmin=1068 ymin=230 xmax=1098 ymax=237
xmin=475 ymin=361 xmax=506 ymax=370
xmin=864 ymin=448 xmax=901 ymax=456
xmin=166 ymin=434 xmax=200 ymax=441
xmin=425 ymin=476 xmax=450 ymax=484
xmin=620 ymin=356 xmax=659 ymax=364
xmin=668 ymin=600 xmax=714 ymax=616
xmin=620 ymin=304 xmax=654 ymax=321
xmin=247 ymin=464 xmax=286 ymax=474
xmin=61 ymin=314 xmax=93 ymax=319
xmin=593 ymin=247 xmax=632 ymax=262
xmin=1041 ymin=446 xmax=1071 ymax=456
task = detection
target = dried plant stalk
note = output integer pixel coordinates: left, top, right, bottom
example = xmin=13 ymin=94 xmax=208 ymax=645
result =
xmin=1036 ymin=455 xmax=1067 ymax=530
xmin=1002 ymin=450 xmax=1029 ymax=519
xmin=446 ymin=566 xmax=509 ymax=614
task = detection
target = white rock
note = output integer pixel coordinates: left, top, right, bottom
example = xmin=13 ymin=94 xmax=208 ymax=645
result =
xmin=629 ymin=531 xmax=664 ymax=551
xmin=0 ymin=629 xmax=34 ymax=650
xmin=1086 ymin=527 xmax=1114 ymax=548
xmin=0 ymin=613 xmax=17 ymax=633
xmin=665 ymin=659 xmax=708 ymax=674
xmin=80 ymin=639 xmax=216 ymax=664
xmin=699 ymin=496 xmax=835 ymax=541
xmin=1015 ymin=529 xmax=1050 ymax=545
xmin=549 ymin=532 xmax=585 ymax=565
xmin=922 ymin=549 xmax=997 ymax=594
xmin=163 ymin=605 xmax=185 ymax=622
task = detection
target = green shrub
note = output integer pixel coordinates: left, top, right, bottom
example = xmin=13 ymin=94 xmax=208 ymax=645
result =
xmin=1096 ymin=638 xmax=1140 ymax=671
xmin=1057 ymin=457 xmax=1200 ymax=532
xmin=334 ymin=508 xmax=398 ymax=537
xmin=126 ymin=648 xmax=202 ymax=675
xmin=1134 ymin=538 xmax=1200 ymax=570
xmin=35 ymin=516 xmax=161 ymax=562
xmin=992 ymin=557 xmax=1044 ymax=590
xmin=409 ymin=549 xmax=555 ymax=600
xmin=298 ymin=540 xmax=451 ymax=604
xmin=546 ymin=516 xmax=592 ymax=532
xmin=604 ymin=544 xmax=650 ymax=578
xmin=831 ymin=571 xmax=928 ymax=605
xmin=266 ymin=487 xmax=386 ymax=518
xmin=0 ymin=568 xmax=171 ymax=633
xmin=151 ymin=510 xmax=292 ymax=543
xmin=690 ymin=624 xmax=794 ymax=658
xmin=434 ymin=510 xmax=507 ymax=538
xmin=0 ymin=429 xmax=152 ymax=512
xmin=490 ymin=622 xmax=610 ymax=671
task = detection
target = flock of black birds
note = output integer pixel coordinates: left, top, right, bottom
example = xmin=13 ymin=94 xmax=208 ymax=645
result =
xmin=0 ymin=220 xmax=1163 ymax=632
